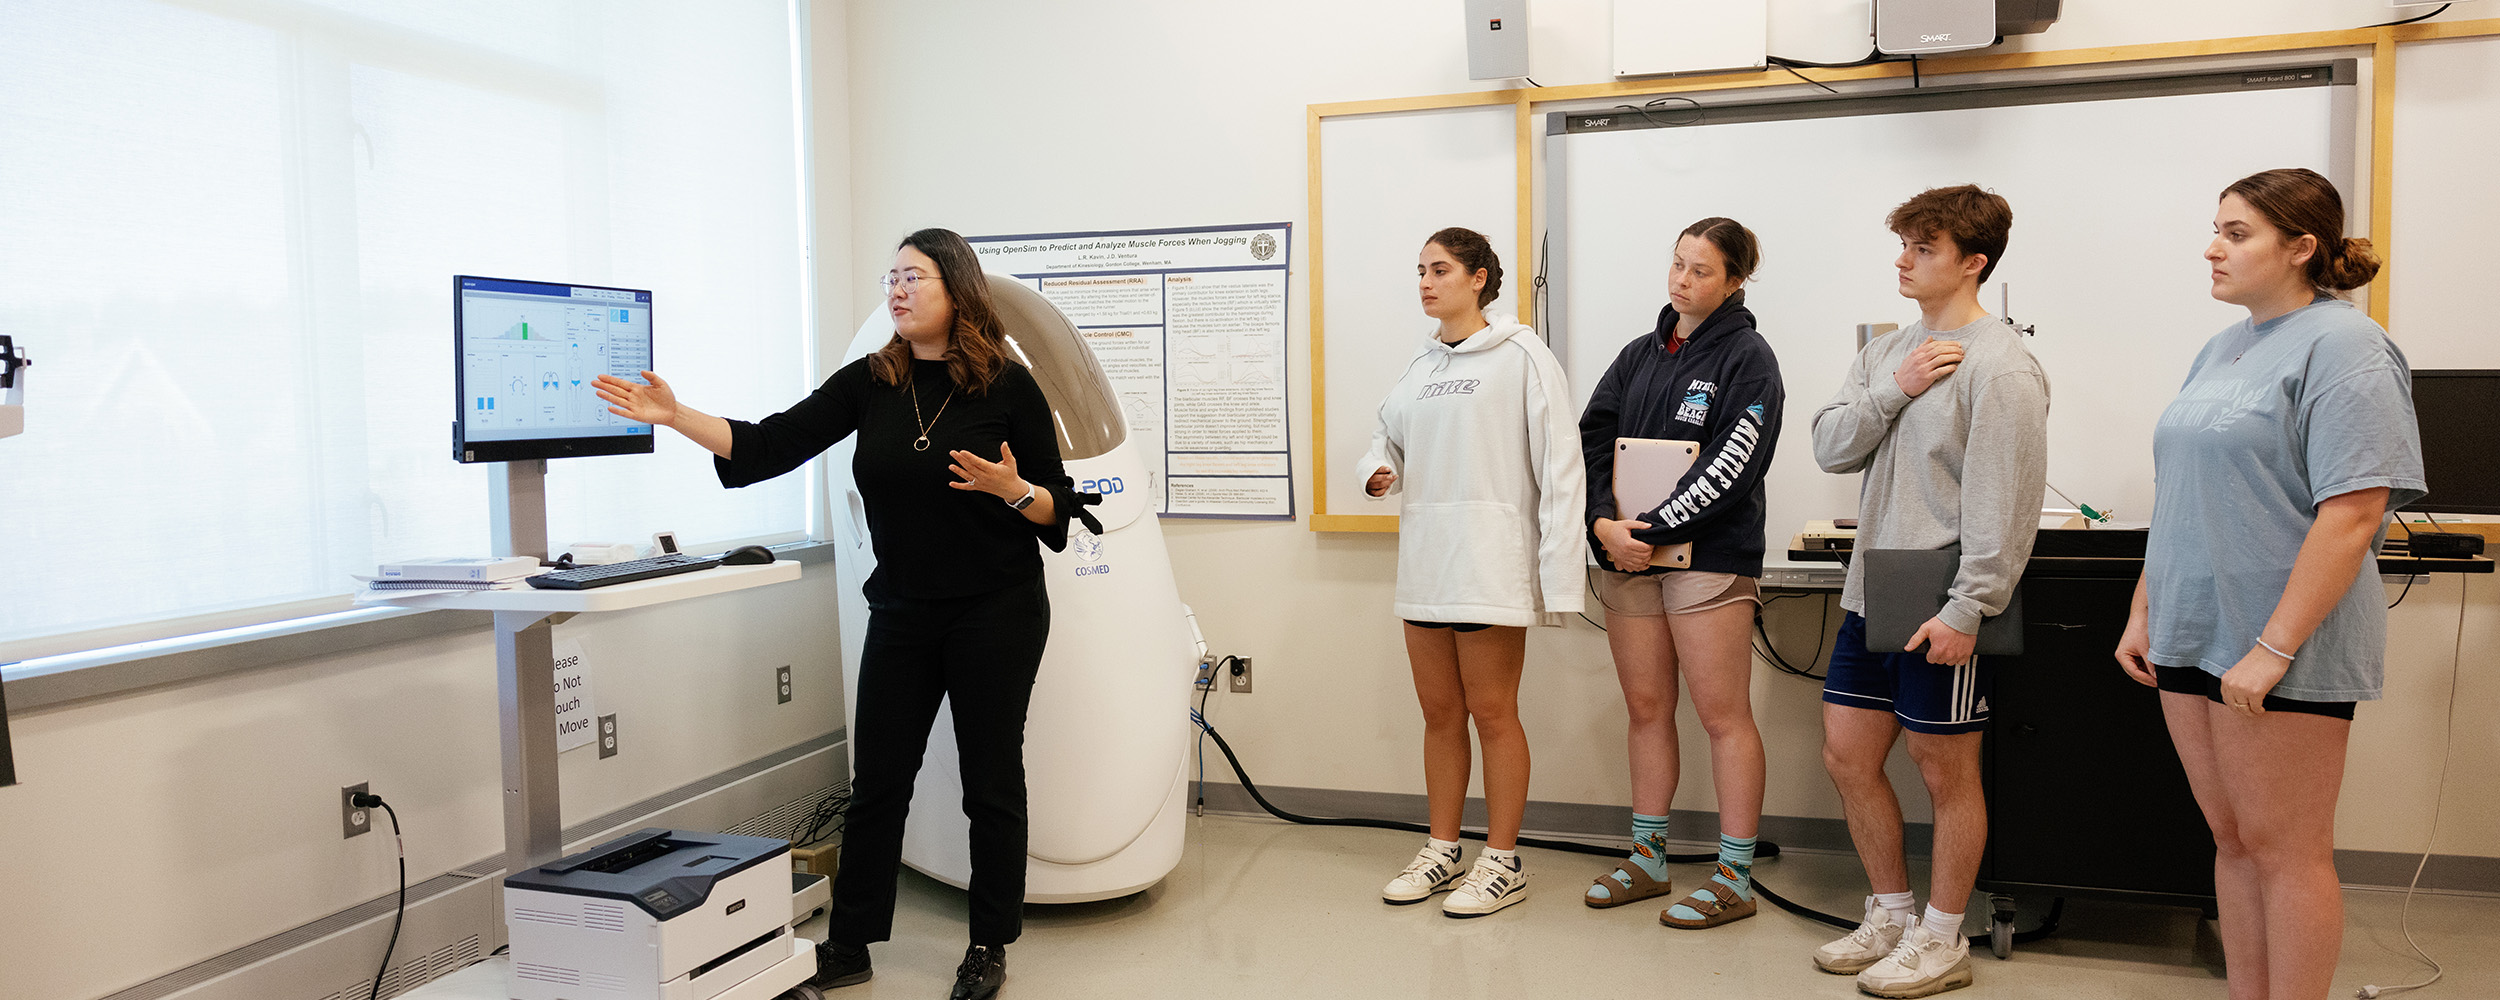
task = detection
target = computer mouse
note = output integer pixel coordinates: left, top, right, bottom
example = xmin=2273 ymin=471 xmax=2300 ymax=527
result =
xmin=721 ymin=544 xmax=776 ymax=566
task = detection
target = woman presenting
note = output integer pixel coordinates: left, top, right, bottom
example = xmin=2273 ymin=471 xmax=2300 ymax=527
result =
xmin=595 ymin=228 xmax=1081 ymax=1000
xmin=1578 ymin=217 xmax=1783 ymax=929
xmin=1362 ymin=226 xmax=1585 ymax=918
xmin=2115 ymin=168 xmax=2423 ymax=1000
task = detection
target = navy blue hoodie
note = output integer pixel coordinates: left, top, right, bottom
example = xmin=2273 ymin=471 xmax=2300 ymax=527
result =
xmin=1580 ymin=291 xmax=1785 ymax=577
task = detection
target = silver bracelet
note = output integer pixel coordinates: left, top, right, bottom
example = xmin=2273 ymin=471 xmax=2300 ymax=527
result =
xmin=2255 ymin=637 xmax=2294 ymax=662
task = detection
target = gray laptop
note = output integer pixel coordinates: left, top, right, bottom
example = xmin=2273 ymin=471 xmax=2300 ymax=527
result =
xmin=1860 ymin=545 xmax=2024 ymax=656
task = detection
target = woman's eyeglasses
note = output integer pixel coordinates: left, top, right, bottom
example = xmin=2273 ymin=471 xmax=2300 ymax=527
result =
xmin=881 ymin=271 xmax=941 ymax=293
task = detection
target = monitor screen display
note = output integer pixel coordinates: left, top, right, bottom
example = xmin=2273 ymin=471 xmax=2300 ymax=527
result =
xmin=2408 ymin=369 xmax=2500 ymax=515
xmin=453 ymin=275 xmax=656 ymax=463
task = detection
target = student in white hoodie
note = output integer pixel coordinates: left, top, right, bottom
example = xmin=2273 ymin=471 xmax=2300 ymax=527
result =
xmin=1360 ymin=227 xmax=1587 ymax=918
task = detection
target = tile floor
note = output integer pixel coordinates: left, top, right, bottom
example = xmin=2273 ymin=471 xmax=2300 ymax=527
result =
xmin=421 ymin=811 xmax=2499 ymax=999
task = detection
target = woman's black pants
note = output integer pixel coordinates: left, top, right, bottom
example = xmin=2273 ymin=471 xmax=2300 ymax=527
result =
xmin=826 ymin=575 xmax=1048 ymax=948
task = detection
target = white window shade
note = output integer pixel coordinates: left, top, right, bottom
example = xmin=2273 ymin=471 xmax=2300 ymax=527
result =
xmin=0 ymin=0 xmax=812 ymax=660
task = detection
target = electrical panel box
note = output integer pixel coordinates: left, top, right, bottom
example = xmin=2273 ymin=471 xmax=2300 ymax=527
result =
xmin=1464 ymin=0 xmax=1530 ymax=81
xmin=1613 ymin=0 xmax=1767 ymax=78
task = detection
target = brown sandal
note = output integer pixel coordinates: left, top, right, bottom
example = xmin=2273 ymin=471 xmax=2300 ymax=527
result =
xmin=1658 ymin=866 xmax=1758 ymax=928
xmin=1583 ymin=857 xmax=1673 ymax=909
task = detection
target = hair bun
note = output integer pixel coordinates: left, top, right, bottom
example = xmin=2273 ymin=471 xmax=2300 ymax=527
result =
xmin=2324 ymin=236 xmax=2382 ymax=291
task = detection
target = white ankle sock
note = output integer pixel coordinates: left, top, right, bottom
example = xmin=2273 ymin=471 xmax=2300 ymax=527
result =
xmin=1874 ymin=891 xmax=1917 ymax=920
xmin=1425 ymin=837 xmax=1460 ymax=857
xmin=1480 ymin=846 xmax=1520 ymax=868
xmin=1921 ymin=905 xmax=1962 ymax=940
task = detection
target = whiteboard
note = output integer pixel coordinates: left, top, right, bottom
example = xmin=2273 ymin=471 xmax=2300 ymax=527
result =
xmin=1546 ymin=66 xmax=2354 ymax=567
xmin=1317 ymin=105 xmax=1518 ymax=522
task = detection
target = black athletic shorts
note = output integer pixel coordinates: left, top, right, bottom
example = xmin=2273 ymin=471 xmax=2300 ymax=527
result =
xmin=1403 ymin=619 xmax=1494 ymax=632
xmin=2153 ymin=664 xmax=2356 ymax=721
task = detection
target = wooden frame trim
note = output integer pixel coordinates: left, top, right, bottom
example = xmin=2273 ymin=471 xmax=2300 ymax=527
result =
xmin=2368 ymin=33 xmax=2397 ymax=327
xmin=1306 ymin=19 xmax=2500 ymax=532
xmin=1307 ymin=105 xmax=1329 ymax=521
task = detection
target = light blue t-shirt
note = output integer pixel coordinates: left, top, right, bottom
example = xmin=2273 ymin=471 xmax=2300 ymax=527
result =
xmin=2145 ymin=297 xmax=2425 ymax=701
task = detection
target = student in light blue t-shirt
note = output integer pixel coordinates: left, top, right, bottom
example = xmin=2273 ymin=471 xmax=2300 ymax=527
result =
xmin=2114 ymin=168 xmax=2424 ymax=1000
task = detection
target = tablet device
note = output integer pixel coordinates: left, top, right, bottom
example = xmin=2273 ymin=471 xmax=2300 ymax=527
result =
xmin=1612 ymin=438 xmax=1699 ymax=571
xmin=1860 ymin=545 xmax=2025 ymax=656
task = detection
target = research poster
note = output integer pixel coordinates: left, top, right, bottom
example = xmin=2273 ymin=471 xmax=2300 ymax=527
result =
xmin=969 ymin=224 xmax=1295 ymax=519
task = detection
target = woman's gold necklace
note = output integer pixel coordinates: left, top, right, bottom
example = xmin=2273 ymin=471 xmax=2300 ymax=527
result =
xmin=907 ymin=373 xmax=956 ymax=452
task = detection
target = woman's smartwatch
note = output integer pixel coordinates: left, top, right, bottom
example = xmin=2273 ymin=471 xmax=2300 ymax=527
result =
xmin=1007 ymin=483 xmax=1037 ymax=511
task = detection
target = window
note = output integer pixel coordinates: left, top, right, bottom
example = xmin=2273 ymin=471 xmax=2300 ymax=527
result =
xmin=0 ymin=0 xmax=813 ymax=661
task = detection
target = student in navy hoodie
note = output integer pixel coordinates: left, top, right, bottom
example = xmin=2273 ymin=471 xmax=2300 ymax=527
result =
xmin=1577 ymin=218 xmax=1784 ymax=931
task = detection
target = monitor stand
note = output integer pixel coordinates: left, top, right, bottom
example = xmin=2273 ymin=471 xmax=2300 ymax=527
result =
xmin=489 ymin=460 xmax=566 ymax=872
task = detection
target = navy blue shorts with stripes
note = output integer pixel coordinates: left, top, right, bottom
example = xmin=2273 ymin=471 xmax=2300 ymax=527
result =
xmin=1822 ymin=611 xmax=1993 ymax=735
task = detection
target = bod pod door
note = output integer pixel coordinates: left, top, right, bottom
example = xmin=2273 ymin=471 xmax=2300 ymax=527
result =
xmin=826 ymin=276 xmax=1196 ymax=902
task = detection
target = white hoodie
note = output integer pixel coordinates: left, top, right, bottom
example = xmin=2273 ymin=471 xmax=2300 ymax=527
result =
xmin=1360 ymin=319 xmax=1588 ymax=627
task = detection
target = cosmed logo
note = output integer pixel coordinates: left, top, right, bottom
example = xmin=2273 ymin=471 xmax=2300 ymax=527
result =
xmin=1250 ymin=233 xmax=1277 ymax=261
xmin=1073 ymin=529 xmax=1111 ymax=576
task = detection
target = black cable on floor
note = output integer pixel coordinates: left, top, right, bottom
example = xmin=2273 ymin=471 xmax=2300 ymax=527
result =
xmin=1190 ymin=712 xmax=2063 ymax=946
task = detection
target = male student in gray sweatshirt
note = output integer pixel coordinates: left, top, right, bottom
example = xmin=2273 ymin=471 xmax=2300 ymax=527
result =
xmin=1806 ymin=185 xmax=2049 ymax=999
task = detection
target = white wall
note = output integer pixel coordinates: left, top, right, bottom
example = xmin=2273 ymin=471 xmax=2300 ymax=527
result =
xmin=840 ymin=0 xmax=2500 ymax=859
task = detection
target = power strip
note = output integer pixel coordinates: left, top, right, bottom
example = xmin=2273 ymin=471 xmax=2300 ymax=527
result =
xmin=1760 ymin=566 xmax=1845 ymax=589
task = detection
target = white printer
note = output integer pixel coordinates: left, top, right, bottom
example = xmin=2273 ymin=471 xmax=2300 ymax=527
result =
xmin=503 ymin=829 xmax=814 ymax=1000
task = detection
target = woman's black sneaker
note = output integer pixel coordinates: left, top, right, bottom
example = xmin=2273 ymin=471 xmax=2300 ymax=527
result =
xmin=809 ymin=939 xmax=872 ymax=989
xmin=948 ymin=944 xmax=1005 ymax=1000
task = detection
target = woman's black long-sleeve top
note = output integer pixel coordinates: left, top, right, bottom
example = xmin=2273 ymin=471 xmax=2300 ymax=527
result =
xmin=714 ymin=356 xmax=1078 ymax=601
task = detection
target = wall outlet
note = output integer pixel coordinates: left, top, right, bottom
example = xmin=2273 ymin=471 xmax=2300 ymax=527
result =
xmin=776 ymin=665 xmax=793 ymax=705
xmin=598 ymin=714 xmax=620 ymax=759
xmin=341 ymin=783 xmax=371 ymax=839
xmin=1228 ymin=657 xmax=1253 ymax=694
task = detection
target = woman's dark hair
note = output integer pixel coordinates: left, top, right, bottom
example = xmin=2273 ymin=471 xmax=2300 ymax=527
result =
xmin=1679 ymin=217 xmax=1761 ymax=283
xmin=1425 ymin=227 xmax=1504 ymax=309
xmin=2222 ymin=168 xmax=2382 ymax=293
xmin=868 ymin=227 xmax=1012 ymax=393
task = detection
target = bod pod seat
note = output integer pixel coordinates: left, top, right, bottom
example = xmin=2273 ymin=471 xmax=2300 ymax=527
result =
xmin=825 ymin=275 xmax=1197 ymax=902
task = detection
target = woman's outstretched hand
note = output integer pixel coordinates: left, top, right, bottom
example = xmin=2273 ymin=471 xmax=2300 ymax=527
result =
xmin=594 ymin=370 xmax=680 ymax=426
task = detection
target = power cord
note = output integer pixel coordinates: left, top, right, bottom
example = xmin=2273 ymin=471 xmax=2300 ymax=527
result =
xmin=2368 ymin=3 xmax=2452 ymax=29
xmin=1185 ymin=673 xmax=2063 ymax=945
xmin=788 ymin=785 xmax=851 ymax=850
xmin=351 ymin=792 xmax=405 ymax=1000
xmin=2353 ymin=574 xmax=2465 ymax=999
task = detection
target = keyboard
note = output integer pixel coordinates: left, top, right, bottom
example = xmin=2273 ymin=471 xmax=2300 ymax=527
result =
xmin=524 ymin=553 xmax=722 ymax=590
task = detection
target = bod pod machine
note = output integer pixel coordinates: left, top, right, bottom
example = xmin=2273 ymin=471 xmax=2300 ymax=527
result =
xmin=826 ymin=275 xmax=1198 ymax=902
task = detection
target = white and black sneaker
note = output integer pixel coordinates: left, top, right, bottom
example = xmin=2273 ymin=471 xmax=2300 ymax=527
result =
xmin=1441 ymin=853 xmax=1529 ymax=917
xmin=1382 ymin=841 xmax=1465 ymax=904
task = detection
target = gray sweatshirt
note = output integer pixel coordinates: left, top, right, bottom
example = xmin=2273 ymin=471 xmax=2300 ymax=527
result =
xmin=1812 ymin=315 xmax=2050 ymax=634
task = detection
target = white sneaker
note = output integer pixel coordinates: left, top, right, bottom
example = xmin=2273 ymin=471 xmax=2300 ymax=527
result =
xmin=1855 ymin=924 xmax=1974 ymax=998
xmin=1382 ymin=842 xmax=1464 ymax=904
xmin=1812 ymin=896 xmax=1909 ymax=975
xmin=1440 ymin=854 xmax=1529 ymax=917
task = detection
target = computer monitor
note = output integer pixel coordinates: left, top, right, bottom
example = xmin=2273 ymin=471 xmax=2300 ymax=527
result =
xmin=2408 ymin=369 xmax=2500 ymax=516
xmin=453 ymin=275 xmax=656 ymax=464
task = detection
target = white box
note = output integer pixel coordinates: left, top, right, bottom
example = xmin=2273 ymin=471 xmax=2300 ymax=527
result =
xmin=1614 ymin=0 xmax=1766 ymax=78
xmin=376 ymin=555 xmax=540 ymax=582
